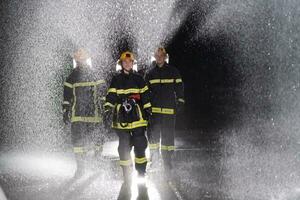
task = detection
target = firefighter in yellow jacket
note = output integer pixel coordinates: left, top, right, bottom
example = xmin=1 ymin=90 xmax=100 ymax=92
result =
xmin=104 ymin=51 xmax=152 ymax=183
xmin=63 ymin=48 xmax=106 ymax=177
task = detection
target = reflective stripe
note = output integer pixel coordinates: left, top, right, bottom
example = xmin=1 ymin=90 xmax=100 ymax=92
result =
xmin=120 ymin=159 xmax=132 ymax=166
xmin=65 ymin=80 xmax=105 ymax=88
xmin=175 ymin=78 xmax=182 ymax=83
xmin=140 ymin=86 xmax=149 ymax=93
xmin=113 ymin=120 xmax=148 ymax=130
xmin=108 ymin=88 xmax=117 ymax=93
xmin=64 ymin=82 xmax=73 ymax=88
xmin=135 ymin=157 xmax=147 ymax=164
xmin=149 ymin=143 xmax=160 ymax=150
xmin=71 ymin=116 xmax=102 ymax=123
xmin=161 ymin=145 xmax=176 ymax=151
xmin=152 ymin=107 xmax=175 ymax=115
xmin=149 ymin=79 xmax=161 ymax=84
xmin=70 ymin=80 xmax=102 ymax=123
xmin=143 ymin=102 xmax=151 ymax=109
xmin=73 ymin=80 xmax=105 ymax=87
xmin=178 ymin=98 xmax=185 ymax=103
xmin=109 ymin=87 xmax=148 ymax=94
xmin=104 ymin=102 xmax=115 ymax=108
xmin=73 ymin=147 xmax=86 ymax=153
xmin=149 ymin=79 xmax=174 ymax=84
xmin=117 ymin=88 xmax=140 ymax=94
xmin=63 ymin=101 xmax=70 ymax=105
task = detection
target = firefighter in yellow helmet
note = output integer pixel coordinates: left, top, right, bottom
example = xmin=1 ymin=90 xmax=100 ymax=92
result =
xmin=104 ymin=51 xmax=152 ymax=183
xmin=145 ymin=47 xmax=185 ymax=177
xmin=63 ymin=48 xmax=106 ymax=178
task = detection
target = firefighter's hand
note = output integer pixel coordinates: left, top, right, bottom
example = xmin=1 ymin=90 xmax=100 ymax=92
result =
xmin=176 ymin=101 xmax=185 ymax=114
xmin=63 ymin=111 xmax=70 ymax=125
xmin=144 ymin=108 xmax=152 ymax=120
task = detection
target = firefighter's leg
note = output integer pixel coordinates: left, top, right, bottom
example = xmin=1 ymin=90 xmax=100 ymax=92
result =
xmin=161 ymin=115 xmax=176 ymax=172
xmin=117 ymin=130 xmax=133 ymax=183
xmin=90 ymin=123 xmax=104 ymax=162
xmin=132 ymin=127 xmax=148 ymax=176
xmin=147 ymin=114 xmax=161 ymax=168
xmin=71 ymin=122 xmax=88 ymax=178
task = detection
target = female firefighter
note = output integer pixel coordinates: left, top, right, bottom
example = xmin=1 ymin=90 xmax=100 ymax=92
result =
xmin=104 ymin=51 xmax=152 ymax=183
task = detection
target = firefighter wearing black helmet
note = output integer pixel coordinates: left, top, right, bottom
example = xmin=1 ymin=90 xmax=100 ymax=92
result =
xmin=63 ymin=48 xmax=106 ymax=178
xmin=104 ymin=51 xmax=152 ymax=183
xmin=145 ymin=47 xmax=185 ymax=176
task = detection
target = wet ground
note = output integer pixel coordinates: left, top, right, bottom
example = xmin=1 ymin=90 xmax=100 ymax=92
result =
xmin=0 ymin=131 xmax=241 ymax=200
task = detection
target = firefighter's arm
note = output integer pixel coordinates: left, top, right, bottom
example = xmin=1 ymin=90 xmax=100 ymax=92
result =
xmin=140 ymin=78 xmax=152 ymax=110
xmin=144 ymin=72 xmax=153 ymax=101
xmin=63 ymin=81 xmax=73 ymax=124
xmin=104 ymin=76 xmax=118 ymax=112
xmin=174 ymin=69 xmax=185 ymax=104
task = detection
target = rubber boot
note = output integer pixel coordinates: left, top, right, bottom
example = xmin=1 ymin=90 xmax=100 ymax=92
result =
xmin=122 ymin=166 xmax=132 ymax=185
xmin=149 ymin=150 xmax=160 ymax=172
xmin=73 ymin=154 xmax=86 ymax=179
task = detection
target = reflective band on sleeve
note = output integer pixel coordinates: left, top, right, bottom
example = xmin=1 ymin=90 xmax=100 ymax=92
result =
xmin=108 ymin=88 xmax=117 ymax=93
xmin=64 ymin=82 xmax=73 ymax=88
xmin=143 ymin=102 xmax=151 ymax=109
xmin=152 ymin=107 xmax=174 ymax=115
xmin=63 ymin=101 xmax=70 ymax=105
xmin=149 ymin=143 xmax=160 ymax=150
xmin=178 ymin=98 xmax=185 ymax=103
xmin=71 ymin=116 xmax=102 ymax=123
xmin=149 ymin=79 xmax=175 ymax=84
xmin=140 ymin=86 xmax=149 ymax=93
xmin=104 ymin=102 xmax=115 ymax=108
xmin=135 ymin=157 xmax=147 ymax=164
xmin=161 ymin=79 xmax=174 ymax=83
xmin=161 ymin=145 xmax=176 ymax=151
xmin=149 ymin=79 xmax=161 ymax=84
xmin=175 ymin=79 xmax=183 ymax=83
xmin=73 ymin=80 xmax=105 ymax=87
xmin=73 ymin=147 xmax=86 ymax=154
xmin=120 ymin=159 xmax=132 ymax=166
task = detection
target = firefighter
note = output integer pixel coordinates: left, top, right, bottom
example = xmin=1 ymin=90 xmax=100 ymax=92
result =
xmin=145 ymin=47 xmax=185 ymax=175
xmin=63 ymin=48 xmax=106 ymax=177
xmin=104 ymin=51 xmax=151 ymax=183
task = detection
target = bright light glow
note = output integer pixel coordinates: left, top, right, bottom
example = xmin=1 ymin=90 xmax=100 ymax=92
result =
xmin=150 ymin=54 xmax=169 ymax=64
xmin=0 ymin=152 xmax=75 ymax=178
xmin=73 ymin=58 xmax=92 ymax=69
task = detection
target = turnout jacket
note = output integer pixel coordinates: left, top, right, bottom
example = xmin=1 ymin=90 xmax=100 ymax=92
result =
xmin=145 ymin=62 xmax=184 ymax=115
xmin=63 ymin=66 xmax=106 ymax=123
xmin=105 ymin=71 xmax=151 ymax=130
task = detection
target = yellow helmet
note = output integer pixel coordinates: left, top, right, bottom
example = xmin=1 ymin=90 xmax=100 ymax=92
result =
xmin=119 ymin=51 xmax=135 ymax=62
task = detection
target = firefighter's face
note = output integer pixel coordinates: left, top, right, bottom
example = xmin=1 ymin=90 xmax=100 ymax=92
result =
xmin=155 ymin=50 xmax=167 ymax=65
xmin=122 ymin=58 xmax=133 ymax=72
